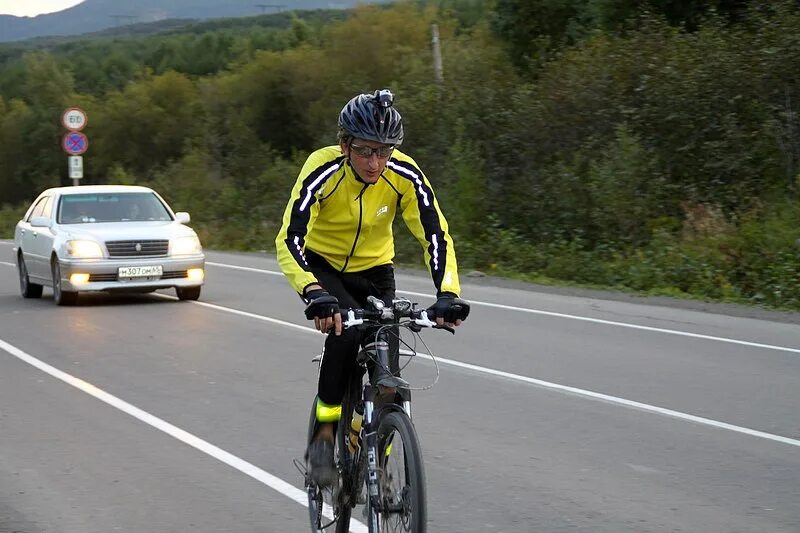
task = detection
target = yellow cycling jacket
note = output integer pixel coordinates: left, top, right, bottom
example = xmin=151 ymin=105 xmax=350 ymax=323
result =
xmin=275 ymin=145 xmax=461 ymax=297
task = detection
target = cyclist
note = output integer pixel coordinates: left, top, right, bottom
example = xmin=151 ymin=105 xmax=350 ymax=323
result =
xmin=275 ymin=89 xmax=469 ymax=487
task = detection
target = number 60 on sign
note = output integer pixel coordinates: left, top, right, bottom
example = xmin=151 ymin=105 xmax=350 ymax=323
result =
xmin=62 ymin=107 xmax=88 ymax=131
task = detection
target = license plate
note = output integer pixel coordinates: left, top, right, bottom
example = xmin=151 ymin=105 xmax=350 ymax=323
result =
xmin=118 ymin=265 xmax=163 ymax=278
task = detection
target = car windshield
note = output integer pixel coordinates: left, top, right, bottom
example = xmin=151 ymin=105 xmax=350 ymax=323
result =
xmin=57 ymin=192 xmax=172 ymax=224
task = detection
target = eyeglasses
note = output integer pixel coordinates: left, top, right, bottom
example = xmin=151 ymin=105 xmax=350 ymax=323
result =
xmin=350 ymin=143 xmax=394 ymax=158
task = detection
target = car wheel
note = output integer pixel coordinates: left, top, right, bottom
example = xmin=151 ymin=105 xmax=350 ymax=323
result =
xmin=176 ymin=286 xmax=201 ymax=301
xmin=51 ymin=259 xmax=78 ymax=306
xmin=17 ymin=253 xmax=43 ymax=299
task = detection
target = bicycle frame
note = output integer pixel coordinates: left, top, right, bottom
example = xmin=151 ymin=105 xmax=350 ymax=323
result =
xmin=347 ymin=300 xmax=425 ymax=531
xmin=307 ymin=296 xmax=448 ymax=533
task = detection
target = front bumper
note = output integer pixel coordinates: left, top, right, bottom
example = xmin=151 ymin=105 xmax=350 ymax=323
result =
xmin=58 ymin=254 xmax=205 ymax=292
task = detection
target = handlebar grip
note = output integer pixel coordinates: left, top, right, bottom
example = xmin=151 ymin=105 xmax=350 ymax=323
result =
xmin=451 ymin=298 xmax=470 ymax=321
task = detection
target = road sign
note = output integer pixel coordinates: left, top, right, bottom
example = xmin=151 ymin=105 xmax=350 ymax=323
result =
xmin=62 ymin=107 xmax=88 ymax=131
xmin=63 ymin=131 xmax=89 ymax=155
xmin=69 ymin=156 xmax=83 ymax=179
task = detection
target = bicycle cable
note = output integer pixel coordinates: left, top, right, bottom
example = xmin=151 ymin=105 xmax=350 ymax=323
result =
xmin=364 ymin=323 xmax=441 ymax=391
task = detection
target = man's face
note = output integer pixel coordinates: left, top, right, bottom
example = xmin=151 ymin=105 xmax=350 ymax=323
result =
xmin=341 ymin=138 xmax=394 ymax=184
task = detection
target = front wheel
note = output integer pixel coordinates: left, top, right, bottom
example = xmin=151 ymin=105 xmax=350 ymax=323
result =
xmin=51 ymin=259 xmax=78 ymax=306
xmin=374 ymin=410 xmax=427 ymax=532
xmin=176 ymin=286 xmax=201 ymax=301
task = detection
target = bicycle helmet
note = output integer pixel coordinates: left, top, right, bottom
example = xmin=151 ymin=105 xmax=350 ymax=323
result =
xmin=338 ymin=89 xmax=404 ymax=146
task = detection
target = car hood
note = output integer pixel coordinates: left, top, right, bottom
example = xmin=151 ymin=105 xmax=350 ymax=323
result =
xmin=58 ymin=221 xmax=197 ymax=242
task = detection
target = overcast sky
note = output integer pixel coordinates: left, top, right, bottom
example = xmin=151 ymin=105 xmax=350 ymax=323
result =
xmin=0 ymin=0 xmax=84 ymax=17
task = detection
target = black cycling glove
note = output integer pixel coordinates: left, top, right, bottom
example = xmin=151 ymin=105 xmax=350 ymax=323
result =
xmin=428 ymin=292 xmax=470 ymax=323
xmin=303 ymin=289 xmax=340 ymax=320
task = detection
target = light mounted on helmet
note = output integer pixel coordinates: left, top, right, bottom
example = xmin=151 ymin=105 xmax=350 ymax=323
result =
xmin=374 ymin=89 xmax=394 ymax=109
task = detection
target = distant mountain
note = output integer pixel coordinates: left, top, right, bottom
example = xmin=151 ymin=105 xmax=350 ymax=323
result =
xmin=0 ymin=0 xmax=389 ymax=43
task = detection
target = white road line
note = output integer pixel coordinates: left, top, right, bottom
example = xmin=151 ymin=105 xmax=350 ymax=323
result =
xmin=204 ymin=261 xmax=800 ymax=355
xmin=401 ymin=291 xmax=800 ymax=355
xmin=160 ymin=294 xmax=321 ymax=334
xmin=4 ymin=257 xmax=799 ymax=354
xmin=172 ymin=296 xmax=800 ymax=449
xmin=3 ymin=259 xmax=799 ymax=449
xmin=206 ymin=261 xmax=283 ymax=275
xmin=411 ymin=352 xmax=800 ymax=448
xmin=0 ymin=338 xmax=368 ymax=533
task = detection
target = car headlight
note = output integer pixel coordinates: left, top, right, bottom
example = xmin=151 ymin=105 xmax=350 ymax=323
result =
xmin=66 ymin=240 xmax=104 ymax=259
xmin=171 ymin=235 xmax=202 ymax=256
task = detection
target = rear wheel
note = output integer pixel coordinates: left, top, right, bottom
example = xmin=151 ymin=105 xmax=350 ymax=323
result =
xmin=306 ymin=397 xmax=352 ymax=533
xmin=375 ymin=411 xmax=427 ymax=532
xmin=176 ymin=286 xmax=201 ymax=301
xmin=51 ymin=259 xmax=78 ymax=306
xmin=17 ymin=254 xmax=43 ymax=298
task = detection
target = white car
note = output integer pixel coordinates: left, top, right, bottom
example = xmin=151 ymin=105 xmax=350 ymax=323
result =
xmin=13 ymin=185 xmax=205 ymax=305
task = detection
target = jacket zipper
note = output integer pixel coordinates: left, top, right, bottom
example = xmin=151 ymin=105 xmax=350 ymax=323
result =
xmin=341 ymin=184 xmax=367 ymax=272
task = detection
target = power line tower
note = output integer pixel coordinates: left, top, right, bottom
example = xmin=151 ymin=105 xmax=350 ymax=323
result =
xmin=110 ymin=14 xmax=137 ymax=27
xmin=255 ymin=4 xmax=287 ymax=14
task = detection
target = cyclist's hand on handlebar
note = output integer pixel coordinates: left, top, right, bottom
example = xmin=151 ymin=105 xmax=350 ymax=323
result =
xmin=428 ymin=292 xmax=470 ymax=327
xmin=304 ymin=288 xmax=342 ymax=336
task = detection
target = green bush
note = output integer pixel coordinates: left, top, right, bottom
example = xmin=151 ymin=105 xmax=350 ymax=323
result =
xmin=0 ymin=203 xmax=27 ymax=239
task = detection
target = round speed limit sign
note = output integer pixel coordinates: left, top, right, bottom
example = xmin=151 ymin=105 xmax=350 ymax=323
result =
xmin=62 ymin=107 xmax=88 ymax=131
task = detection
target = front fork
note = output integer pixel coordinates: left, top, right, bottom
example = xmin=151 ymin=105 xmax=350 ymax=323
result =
xmin=362 ymin=331 xmax=413 ymax=531
xmin=362 ymin=385 xmax=381 ymax=532
xmin=362 ymin=384 xmax=413 ymax=532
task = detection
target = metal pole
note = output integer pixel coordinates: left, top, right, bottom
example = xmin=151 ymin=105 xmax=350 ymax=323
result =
xmin=431 ymin=24 xmax=443 ymax=84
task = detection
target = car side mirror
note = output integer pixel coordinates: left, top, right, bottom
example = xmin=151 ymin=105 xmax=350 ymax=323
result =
xmin=30 ymin=216 xmax=51 ymax=228
xmin=175 ymin=212 xmax=190 ymax=224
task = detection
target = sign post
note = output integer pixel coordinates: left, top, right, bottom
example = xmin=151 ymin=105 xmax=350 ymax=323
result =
xmin=61 ymin=107 xmax=88 ymax=185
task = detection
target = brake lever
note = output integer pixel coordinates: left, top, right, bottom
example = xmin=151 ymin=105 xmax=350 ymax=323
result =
xmin=417 ymin=308 xmax=457 ymax=334
xmin=342 ymin=309 xmax=364 ymax=328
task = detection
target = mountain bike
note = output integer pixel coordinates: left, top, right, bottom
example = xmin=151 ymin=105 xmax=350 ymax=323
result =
xmin=301 ymin=295 xmax=464 ymax=533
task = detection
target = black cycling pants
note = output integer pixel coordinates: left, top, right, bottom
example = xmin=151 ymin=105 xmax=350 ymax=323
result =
xmin=305 ymin=251 xmax=398 ymax=408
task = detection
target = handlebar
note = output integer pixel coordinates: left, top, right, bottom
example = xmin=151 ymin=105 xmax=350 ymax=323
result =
xmin=342 ymin=296 xmax=455 ymax=333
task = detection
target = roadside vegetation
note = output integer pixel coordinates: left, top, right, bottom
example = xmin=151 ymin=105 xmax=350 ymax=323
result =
xmin=2 ymin=0 xmax=799 ymax=310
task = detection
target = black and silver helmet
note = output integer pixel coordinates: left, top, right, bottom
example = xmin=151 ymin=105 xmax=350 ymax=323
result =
xmin=338 ymin=89 xmax=404 ymax=146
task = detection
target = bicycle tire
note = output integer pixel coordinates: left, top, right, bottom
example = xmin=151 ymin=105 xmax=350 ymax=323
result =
xmin=305 ymin=396 xmax=352 ymax=533
xmin=373 ymin=410 xmax=427 ymax=532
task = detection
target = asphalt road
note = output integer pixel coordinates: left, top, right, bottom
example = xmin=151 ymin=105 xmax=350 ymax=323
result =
xmin=1 ymin=240 xmax=799 ymax=532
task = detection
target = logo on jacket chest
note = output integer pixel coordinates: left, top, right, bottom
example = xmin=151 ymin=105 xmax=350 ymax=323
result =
xmin=376 ymin=205 xmax=389 ymax=217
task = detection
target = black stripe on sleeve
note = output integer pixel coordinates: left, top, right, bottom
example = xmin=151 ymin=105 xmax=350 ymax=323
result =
xmin=388 ymin=160 xmax=448 ymax=290
xmin=284 ymin=157 xmax=344 ymax=270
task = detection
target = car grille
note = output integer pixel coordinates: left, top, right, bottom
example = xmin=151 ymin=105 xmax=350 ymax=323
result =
xmin=88 ymin=273 xmax=118 ymax=282
xmin=88 ymin=270 xmax=188 ymax=282
xmin=106 ymin=240 xmax=169 ymax=257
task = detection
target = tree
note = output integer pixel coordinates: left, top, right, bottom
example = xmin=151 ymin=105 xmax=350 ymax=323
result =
xmin=90 ymin=71 xmax=200 ymax=177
